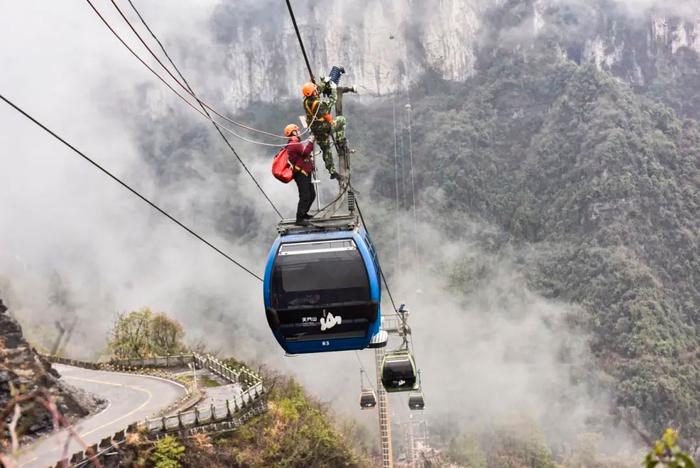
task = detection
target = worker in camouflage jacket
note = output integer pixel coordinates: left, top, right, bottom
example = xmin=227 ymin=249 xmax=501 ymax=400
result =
xmin=302 ymin=78 xmax=356 ymax=180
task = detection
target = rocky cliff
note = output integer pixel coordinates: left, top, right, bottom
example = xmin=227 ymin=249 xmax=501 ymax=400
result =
xmin=199 ymin=0 xmax=700 ymax=110
xmin=574 ymin=10 xmax=700 ymax=87
xmin=209 ymin=0 xmax=481 ymax=106
xmin=0 ymin=298 xmax=102 ymax=447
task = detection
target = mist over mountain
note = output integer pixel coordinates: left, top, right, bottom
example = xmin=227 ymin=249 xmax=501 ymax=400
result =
xmin=1 ymin=0 xmax=699 ymax=464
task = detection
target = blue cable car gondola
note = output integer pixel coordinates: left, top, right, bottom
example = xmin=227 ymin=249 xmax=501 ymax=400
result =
xmin=263 ymin=217 xmax=387 ymax=354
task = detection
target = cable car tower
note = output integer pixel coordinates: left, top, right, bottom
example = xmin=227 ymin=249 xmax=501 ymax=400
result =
xmin=372 ymin=304 xmax=425 ymax=468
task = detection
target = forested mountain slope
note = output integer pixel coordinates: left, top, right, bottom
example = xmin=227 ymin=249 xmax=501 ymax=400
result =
xmin=132 ymin=1 xmax=700 ymax=448
xmin=345 ymin=44 xmax=700 ymax=442
xmin=234 ymin=38 xmax=699 ymax=447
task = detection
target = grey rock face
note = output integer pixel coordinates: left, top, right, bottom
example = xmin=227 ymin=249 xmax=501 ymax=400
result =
xmin=209 ymin=0 xmax=482 ymax=107
xmin=0 ymin=299 xmax=104 ymax=445
xmin=204 ymin=0 xmax=699 ymax=109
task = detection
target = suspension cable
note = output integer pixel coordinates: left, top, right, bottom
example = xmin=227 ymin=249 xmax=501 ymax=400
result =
xmin=405 ymin=97 xmax=420 ymax=290
xmin=285 ymin=0 xmax=315 ymax=83
xmin=354 ymin=351 xmax=376 ymax=391
xmin=116 ymin=0 xmax=310 ymax=141
xmin=355 ymin=199 xmax=398 ymax=313
xmin=111 ymin=0 xmax=294 ymax=141
xmin=88 ymin=1 xmax=291 ymax=150
xmin=0 ymin=93 xmax=264 ymax=282
xmin=85 ymin=0 xmax=284 ymax=218
xmin=392 ymin=94 xmax=402 ymax=277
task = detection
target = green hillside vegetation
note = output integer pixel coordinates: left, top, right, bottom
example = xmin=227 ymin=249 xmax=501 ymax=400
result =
xmin=178 ymin=373 xmax=371 ymax=468
xmin=120 ymin=0 xmax=700 ymax=456
xmin=345 ymin=29 xmax=698 ymax=457
xmin=234 ymin=41 xmax=700 ymax=445
xmin=415 ymin=55 xmax=700 ymax=440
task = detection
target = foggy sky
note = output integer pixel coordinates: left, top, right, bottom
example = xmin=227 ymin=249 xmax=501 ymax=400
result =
xmin=1 ymin=0 xmax=695 ymax=454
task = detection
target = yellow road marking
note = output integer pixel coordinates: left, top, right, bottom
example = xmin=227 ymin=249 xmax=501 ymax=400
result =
xmin=65 ymin=376 xmax=153 ymax=437
xmin=18 ymin=375 xmax=154 ymax=467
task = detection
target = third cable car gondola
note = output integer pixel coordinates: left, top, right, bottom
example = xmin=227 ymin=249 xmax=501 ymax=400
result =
xmin=263 ymin=216 xmax=388 ymax=354
xmin=358 ymin=369 xmax=377 ymax=409
xmin=381 ymin=348 xmax=417 ymax=392
xmin=408 ymin=370 xmax=425 ymax=410
xmin=408 ymin=391 xmax=425 ymax=410
xmin=360 ymin=388 xmax=377 ymax=409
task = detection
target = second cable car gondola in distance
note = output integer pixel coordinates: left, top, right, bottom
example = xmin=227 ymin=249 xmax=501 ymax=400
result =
xmin=381 ymin=349 xmax=418 ymax=392
xmin=263 ymin=219 xmax=388 ymax=354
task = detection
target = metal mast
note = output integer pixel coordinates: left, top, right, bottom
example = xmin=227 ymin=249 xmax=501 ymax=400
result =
xmin=375 ymin=347 xmax=393 ymax=468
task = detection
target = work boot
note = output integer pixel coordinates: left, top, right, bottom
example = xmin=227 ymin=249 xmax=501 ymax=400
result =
xmin=303 ymin=214 xmax=314 ymax=219
xmin=295 ymin=218 xmax=310 ymax=226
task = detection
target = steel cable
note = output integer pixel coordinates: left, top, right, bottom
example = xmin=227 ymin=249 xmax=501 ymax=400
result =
xmin=0 ymin=93 xmax=264 ymax=282
xmin=85 ymin=0 xmax=284 ymax=218
xmin=115 ymin=0 xmax=295 ymax=141
xmin=355 ymin=198 xmax=399 ymax=313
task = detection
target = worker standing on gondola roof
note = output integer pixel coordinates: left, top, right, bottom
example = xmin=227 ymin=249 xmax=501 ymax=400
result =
xmin=283 ymin=124 xmax=316 ymax=225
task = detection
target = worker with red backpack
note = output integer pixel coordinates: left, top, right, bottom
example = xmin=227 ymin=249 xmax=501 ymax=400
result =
xmin=280 ymin=124 xmax=316 ymax=225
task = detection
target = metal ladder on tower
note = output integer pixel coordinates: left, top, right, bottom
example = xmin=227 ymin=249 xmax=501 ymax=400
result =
xmin=375 ymin=347 xmax=393 ymax=468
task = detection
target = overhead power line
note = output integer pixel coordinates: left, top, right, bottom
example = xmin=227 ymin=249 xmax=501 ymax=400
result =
xmin=0 ymin=92 xmax=263 ymax=282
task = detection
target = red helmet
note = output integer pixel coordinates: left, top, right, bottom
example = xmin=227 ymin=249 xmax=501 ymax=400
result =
xmin=284 ymin=124 xmax=300 ymax=137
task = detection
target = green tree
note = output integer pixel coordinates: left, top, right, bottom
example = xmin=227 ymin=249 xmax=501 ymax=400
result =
xmin=108 ymin=308 xmax=187 ymax=359
xmin=109 ymin=308 xmax=153 ymax=359
xmin=203 ymin=374 xmax=369 ymax=467
xmin=149 ymin=312 xmax=186 ymax=356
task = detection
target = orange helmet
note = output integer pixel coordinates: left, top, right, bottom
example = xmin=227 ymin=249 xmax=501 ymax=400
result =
xmin=284 ymin=124 xmax=300 ymax=137
xmin=302 ymin=82 xmax=317 ymax=97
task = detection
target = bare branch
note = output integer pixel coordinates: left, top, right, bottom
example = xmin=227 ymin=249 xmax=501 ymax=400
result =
xmin=8 ymin=404 xmax=21 ymax=453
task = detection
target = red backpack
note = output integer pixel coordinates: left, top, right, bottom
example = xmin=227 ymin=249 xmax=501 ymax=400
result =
xmin=272 ymin=147 xmax=293 ymax=183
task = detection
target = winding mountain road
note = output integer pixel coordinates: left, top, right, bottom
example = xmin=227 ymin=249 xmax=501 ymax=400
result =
xmin=18 ymin=364 xmax=186 ymax=468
